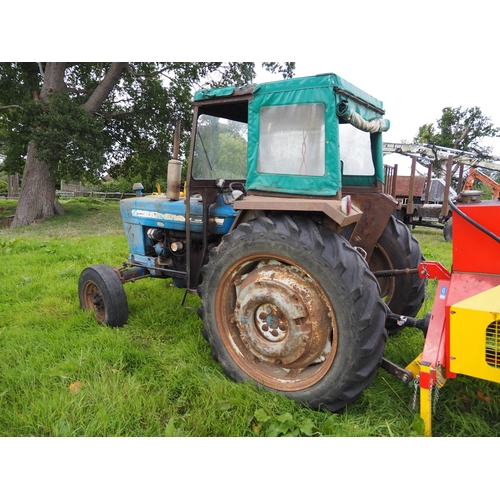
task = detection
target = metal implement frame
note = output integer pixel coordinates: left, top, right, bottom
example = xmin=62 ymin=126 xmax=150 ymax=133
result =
xmin=416 ymin=261 xmax=451 ymax=436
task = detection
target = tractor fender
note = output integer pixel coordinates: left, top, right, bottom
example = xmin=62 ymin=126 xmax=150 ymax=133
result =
xmin=347 ymin=193 xmax=398 ymax=260
xmin=232 ymin=195 xmax=362 ymax=231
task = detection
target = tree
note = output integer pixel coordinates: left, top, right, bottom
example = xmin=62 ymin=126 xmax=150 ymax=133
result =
xmin=414 ymin=105 xmax=500 ymax=175
xmin=192 ymin=115 xmax=248 ymax=179
xmin=0 ymin=62 xmax=295 ymax=227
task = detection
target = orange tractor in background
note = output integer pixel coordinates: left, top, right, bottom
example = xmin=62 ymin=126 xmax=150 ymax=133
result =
xmin=463 ymin=167 xmax=500 ymax=199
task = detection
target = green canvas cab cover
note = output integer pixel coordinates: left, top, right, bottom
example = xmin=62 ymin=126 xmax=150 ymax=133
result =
xmin=195 ymin=73 xmax=389 ymax=196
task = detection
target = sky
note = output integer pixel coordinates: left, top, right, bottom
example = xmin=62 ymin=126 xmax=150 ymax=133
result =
xmin=272 ymin=60 xmax=500 ymax=155
xmin=250 ymin=1 xmax=500 ymax=174
xmin=6 ymin=1 xmax=499 ymax=174
xmin=258 ymin=58 xmax=500 ymax=175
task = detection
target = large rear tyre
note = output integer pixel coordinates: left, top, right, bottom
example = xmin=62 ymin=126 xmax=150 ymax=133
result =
xmin=369 ymin=215 xmax=426 ymax=320
xmin=443 ymin=217 xmax=452 ymax=242
xmin=79 ymin=264 xmax=128 ymax=327
xmin=198 ymin=214 xmax=387 ymax=412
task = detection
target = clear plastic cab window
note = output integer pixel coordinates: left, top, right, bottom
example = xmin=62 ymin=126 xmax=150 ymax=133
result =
xmin=192 ymin=114 xmax=248 ymax=180
xmin=339 ymin=123 xmax=375 ymax=176
xmin=258 ymin=104 xmax=325 ymax=176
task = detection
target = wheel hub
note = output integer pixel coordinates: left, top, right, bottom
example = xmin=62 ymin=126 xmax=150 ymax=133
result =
xmin=234 ymin=264 xmax=331 ymax=367
xmin=83 ymin=282 xmax=105 ymax=321
xmin=255 ymin=303 xmax=288 ymax=342
xmin=93 ymin=293 xmax=104 ymax=309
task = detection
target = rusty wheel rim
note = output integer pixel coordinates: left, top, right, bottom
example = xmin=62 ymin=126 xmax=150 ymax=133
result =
xmin=82 ymin=281 xmax=106 ymax=323
xmin=215 ymin=256 xmax=338 ymax=392
xmin=369 ymin=244 xmax=395 ymax=303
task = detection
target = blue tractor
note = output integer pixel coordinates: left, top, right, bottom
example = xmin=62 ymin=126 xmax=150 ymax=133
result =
xmin=79 ymin=73 xmax=425 ymax=411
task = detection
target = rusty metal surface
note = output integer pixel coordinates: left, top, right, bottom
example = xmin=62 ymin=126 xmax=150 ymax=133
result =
xmin=234 ymin=264 xmax=331 ymax=367
xmin=81 ymin=282 xmax=105 ymax=323
xmin=234 ymin=195 xmax=362 ymax=227
xmin=348 ymin=193 xmax=397 ymax=260
xmin=368 ymin=242 xmax=392 ymax=297
xmin=407 ymin=156 xmax=417 ymax=215
xmin=216 ymin=257 xmax=338 ymax=391
xmin=380 ymin=357 xmax=413 ymax=383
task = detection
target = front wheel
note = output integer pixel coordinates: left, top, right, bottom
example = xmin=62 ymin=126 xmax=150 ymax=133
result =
xmin=79 ymin=264 xmax=128 ymax=327
xmin=198 ymin=214 xmax=387 ymax=412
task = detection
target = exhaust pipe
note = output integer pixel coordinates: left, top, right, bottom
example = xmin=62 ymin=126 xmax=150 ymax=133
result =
xmin=167 ymin=120 xmax=182 ymax=200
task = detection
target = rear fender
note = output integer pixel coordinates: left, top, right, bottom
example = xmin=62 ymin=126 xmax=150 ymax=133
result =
xmin=348 ymin=193 xmax=398 ymax=260
xmin=232 ymin=195 xmax=362 ymax=231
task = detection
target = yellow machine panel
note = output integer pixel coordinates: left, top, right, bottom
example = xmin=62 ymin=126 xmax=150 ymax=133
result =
xmin=450 ymin=284 xmax=500 ymax=383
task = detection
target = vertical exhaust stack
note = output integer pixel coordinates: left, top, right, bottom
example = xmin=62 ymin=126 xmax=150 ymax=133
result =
xmin=166 ymin=120 xmax=182 ymax=200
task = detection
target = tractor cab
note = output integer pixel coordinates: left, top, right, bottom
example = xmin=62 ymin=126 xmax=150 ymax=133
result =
xmin=189 ymin=73 xmax=390 ymax=199
xmin=80 ymin=72 xmax=427 ymax=422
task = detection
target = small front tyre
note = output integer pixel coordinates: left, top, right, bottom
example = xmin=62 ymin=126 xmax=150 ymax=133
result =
xmin=79 ymin=264 xmax=128 ymax=327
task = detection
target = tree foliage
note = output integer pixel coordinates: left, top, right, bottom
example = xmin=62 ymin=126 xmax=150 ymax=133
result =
xmin=192 ymin=115 xmax=248 ymax=180
xmin=0 ymin=62 xmax=295 ymax=192
xmin=414 ymin=105 xmax=500 ymax=173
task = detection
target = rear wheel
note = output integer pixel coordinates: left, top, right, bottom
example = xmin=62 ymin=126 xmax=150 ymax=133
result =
xmin=443 ymin=217 xmax=452 ymax=242
xmin=79 ymin=264 xmax=128 ymax=327
xmin=198 ymin=214 xmax=387 ymax=412
xmin=369 ymin=215 xmax=426 ymax=320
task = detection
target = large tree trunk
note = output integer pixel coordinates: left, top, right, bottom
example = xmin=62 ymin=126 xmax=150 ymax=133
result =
xmin=11 ymin=62 xmax=127 ymax=228
xmin=11 ymin=141 xmax=65 ymax=227
xmin=12 ymin=63 xmax=68 ymax=228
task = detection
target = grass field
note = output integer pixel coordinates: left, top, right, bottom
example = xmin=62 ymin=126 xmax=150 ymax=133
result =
xmin=1 ymin=198 xmax=500 ymax=437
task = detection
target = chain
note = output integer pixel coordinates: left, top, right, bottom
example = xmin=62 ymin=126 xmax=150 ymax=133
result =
xmin=412 ymin=376 xmax=420 ymax=411
xmin=433 ymin=383 xmax=440 ymax=412
xmin=411 ymin=366 xmax=444 ymax=415
xmin=418 ymin=264 xmax=437 ymax=316
xmin=425 ymin=277 xmax=438 ymax=303
xmin=433 ymin=366 xmax=445 ymax=413
xmin=420 ymin=262 xmax=430 ymax=279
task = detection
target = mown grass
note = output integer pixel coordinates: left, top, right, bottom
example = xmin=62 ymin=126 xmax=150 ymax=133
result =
xmin=1 ymin=199 xmax=500 ymax=437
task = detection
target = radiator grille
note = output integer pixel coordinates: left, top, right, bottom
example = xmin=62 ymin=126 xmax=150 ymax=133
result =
xmin=485 ymin=320 xmax=500 ymax=368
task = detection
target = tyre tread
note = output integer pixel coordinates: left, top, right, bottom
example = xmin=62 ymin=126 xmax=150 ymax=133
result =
xmin=199 ymin=214 xmax=387 ymax=412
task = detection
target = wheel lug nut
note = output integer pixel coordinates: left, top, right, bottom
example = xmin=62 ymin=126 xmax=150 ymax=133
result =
xmin=262 ymin=324 xmax=269 ymax=331
xmin=271 ymin=329 xmax=279 ymax=337
xmin=259 ymin=312 xmax=267 ymax=320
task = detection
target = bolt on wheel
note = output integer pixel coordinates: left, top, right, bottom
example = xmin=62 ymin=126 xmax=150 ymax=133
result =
xmin=199 ymin=214 xmax=387 ymax=412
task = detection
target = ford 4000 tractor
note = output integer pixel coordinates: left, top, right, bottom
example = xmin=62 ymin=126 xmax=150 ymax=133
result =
xmin=79 ymin=73 xmax=427 ymax=416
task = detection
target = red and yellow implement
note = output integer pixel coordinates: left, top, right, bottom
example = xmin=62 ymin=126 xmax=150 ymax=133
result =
xmin=409 ymin=194 xmax=500 ymax=435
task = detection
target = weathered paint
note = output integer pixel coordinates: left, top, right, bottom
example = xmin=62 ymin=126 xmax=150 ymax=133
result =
xmin=233 ymin=264 xmax=331 ymax=367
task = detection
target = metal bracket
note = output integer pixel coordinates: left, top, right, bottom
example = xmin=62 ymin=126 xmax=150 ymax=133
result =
xmin=380 ymin=357 xmax=414 ymax=383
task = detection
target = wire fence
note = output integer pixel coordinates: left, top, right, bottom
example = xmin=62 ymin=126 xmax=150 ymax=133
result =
xmin=0 ymin=191 xmax=136 ymax=201
xmin=55 ymin=191 xmax=136 ymax=201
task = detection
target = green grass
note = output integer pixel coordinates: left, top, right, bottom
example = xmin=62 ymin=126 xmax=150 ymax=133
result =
xmin=1 ymin=200 xmax=500 ymax=437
